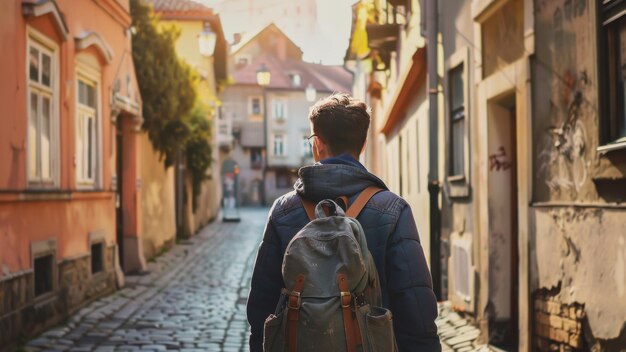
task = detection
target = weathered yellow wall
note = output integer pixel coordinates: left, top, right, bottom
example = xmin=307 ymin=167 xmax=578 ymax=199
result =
xmin=158 ymin=19 xmax=221 ymax=233
xmin=139 ymin=133 xmax=176 ymax=259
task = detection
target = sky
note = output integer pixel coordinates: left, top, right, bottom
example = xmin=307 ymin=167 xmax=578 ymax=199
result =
xmin=198 ymin=0 xmax=355 ymax=65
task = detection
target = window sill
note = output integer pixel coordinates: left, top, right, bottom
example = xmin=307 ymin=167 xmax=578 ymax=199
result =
xmin=597 ymin=137 xmax=626 ymax=154
xmin=447 ymin=175 xmax=466 ymax=183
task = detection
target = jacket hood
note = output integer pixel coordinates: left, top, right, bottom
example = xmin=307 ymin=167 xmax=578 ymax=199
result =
xmin=294 ymin=163 xmax=388 ymax=202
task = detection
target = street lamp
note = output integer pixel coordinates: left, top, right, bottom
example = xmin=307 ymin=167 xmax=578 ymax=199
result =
xmin=305 ymin=83 xmax=317 ymax=102
xmin=256 ymin=64 xmax=271 ymax=205
xmin=198 ymin=21 xmax=216 ymax=57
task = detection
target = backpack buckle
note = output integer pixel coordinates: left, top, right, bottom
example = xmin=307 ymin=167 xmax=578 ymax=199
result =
xmin=287 ymin=291 xmax=301 ymax=310
xmin=340 ymin=291 xmax=351 ymax=308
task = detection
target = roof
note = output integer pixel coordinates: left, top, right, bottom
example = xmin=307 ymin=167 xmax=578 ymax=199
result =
xmin=230 ymin=23 xmax=302 ymax=56
xmin=146 ymin=0 xmax=213 ymax=18
xmin=233 ymin=53 xmax=353 ymax=93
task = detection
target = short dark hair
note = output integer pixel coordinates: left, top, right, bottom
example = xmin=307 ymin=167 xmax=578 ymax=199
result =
xmin=308 ymin=93 xmax=371 ymax=156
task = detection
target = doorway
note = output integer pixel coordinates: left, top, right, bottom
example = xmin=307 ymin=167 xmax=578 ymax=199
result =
xmin=487 ymin=93 xmax=519 ymax=349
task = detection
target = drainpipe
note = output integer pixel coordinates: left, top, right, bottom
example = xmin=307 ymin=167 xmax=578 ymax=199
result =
xmin=427 ymin=0 xmax=442 ymax=300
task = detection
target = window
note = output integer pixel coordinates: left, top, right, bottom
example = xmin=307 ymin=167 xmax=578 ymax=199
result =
xmin=449 ymin=64 xmax=465 ymax=177
xmin=91 ymin=242 xmax=104 ymax=274
xmin=250 ymin=148 xmax=263 ymax=169
xmin=250 ymin=97 xmax=262 ymax=115
xmin=236 ymin=55 xmax=250 ymax=66
xmin=273 ymin=134 xmax=286 ymax=156
xmin=302 ymin=135 xmax=313 ymax=158
xmin=273 ymin=98 xmax=287 ymax=120
xmin=34 ymin=254 xmax=54 ymax=296
xmin=76 ymin=74 xmax=99 ymax=186
xmin=289 ymin=73 xmax=301 ymax=87
xmin=27 ymin=33 xmax=58 ymax=186
xmin=600 ymin=0 xmax=626 ymax=146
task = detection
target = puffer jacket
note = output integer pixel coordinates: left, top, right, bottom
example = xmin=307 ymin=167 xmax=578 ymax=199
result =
xmin=247 ymin=159 xmax=441 ymax=352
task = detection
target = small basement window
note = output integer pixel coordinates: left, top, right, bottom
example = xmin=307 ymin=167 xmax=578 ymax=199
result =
xmin=91 ymin=242 xmax=104 ymax=274
xmin=34 ymin=254 xmax=54 ymax=297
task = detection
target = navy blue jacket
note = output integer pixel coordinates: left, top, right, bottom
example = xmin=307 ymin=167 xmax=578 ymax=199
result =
xmin=247 ymin=156 xmax=441 ymax=351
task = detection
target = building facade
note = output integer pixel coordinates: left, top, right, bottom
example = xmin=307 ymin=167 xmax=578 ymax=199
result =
xmin=346 ymin=0 xmax=626 ymax=350
xmin=0 ymin=0 xmax=142 ymax=347
xmin=345 ymin=0 xmax=437 ymax=285
xmin=147 ymin=0 xmax=228 ymax=242
xmin=221 ymin=24 xmax=352 ymax=206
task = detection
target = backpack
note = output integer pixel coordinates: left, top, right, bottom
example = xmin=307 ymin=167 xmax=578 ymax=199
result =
xmin=263 ymin=186 xmax=398 ymax=352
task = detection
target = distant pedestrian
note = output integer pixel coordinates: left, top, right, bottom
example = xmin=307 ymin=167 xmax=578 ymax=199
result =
xmin=247 ymin=93 xmax=440 ymax=351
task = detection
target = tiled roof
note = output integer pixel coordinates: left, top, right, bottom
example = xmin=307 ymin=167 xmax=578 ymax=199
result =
xmin=231 ymin=23 xmax=301 ymax=56
xmin=145 ymin=0 xmax=212 ymax=15
xmin=232 ymin=53 xmax=352 ymax=94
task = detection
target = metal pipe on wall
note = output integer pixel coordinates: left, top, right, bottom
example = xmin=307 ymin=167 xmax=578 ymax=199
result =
xmin=427 ymin=0 xmax=442 ymax=300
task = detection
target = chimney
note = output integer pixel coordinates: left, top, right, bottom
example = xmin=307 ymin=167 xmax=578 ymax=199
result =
xmin=233 ymin=33 xmax=242 ymax=45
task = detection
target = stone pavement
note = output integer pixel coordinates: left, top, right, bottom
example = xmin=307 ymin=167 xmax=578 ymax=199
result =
xmin=436 ymin=302 xmax=504 ymax=352
xmin=24 ymin=207 xmax=501 ymax=352
xmin=24 ymin=208 xmax=268 ymax=352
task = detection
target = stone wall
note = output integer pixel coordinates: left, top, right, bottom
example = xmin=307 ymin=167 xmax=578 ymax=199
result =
xmin=0 ymin=246 xmax=117 ymax=350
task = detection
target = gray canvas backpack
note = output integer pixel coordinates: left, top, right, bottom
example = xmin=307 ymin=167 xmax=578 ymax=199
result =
xmin=263 ymin=186 xmax=398 ymax=352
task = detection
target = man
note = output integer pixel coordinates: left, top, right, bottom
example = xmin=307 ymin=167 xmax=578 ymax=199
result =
xmin=247 ymin=93 xmax=440 ymax=351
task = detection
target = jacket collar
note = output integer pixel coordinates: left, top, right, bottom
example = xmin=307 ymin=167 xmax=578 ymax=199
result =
xmin=294 ymin=160 xmax=388 ymax=202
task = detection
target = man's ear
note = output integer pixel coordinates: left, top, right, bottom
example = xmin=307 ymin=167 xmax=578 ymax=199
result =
xmin=315 ymin=137 xmax=327 ymax=155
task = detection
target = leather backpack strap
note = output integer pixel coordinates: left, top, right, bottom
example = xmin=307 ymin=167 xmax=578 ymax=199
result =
xmin=287 ymin=274 xmax=305 ymax=352
xmin=337 ymin=273 xmax=357 ymax=352
xmin=345 ymin=186 xmax=384 ymax=218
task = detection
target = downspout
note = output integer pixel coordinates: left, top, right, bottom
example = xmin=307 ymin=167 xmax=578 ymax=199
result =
xmin=427 ymin=0 xmax=442 ymax=300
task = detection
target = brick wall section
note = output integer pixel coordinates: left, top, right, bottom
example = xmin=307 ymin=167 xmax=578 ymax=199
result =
xmin=0 ymin=246 xmax=117 ymax=350
xmin=534 ymin=293 xmax=585 ymax=351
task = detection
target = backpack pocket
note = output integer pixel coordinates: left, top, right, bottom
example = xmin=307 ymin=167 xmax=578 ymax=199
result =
xmin=263 ymin=312 xmax=287 ymax=352
xmin=356 ymin=305 xmax=398 ymax=352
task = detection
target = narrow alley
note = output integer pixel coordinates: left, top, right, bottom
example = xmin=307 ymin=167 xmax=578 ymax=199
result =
xmin=24 ymin=209 xmax=267 ymax=352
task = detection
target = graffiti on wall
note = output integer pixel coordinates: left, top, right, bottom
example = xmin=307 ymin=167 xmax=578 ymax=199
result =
xmin=489 ymin=146 xmax=513 ymax=172
xmin=538 ymin=69 xmax=589 ymax=194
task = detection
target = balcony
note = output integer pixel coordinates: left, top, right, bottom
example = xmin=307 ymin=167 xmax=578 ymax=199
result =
xmin=366 ymin=23 xmax=400 ymax=71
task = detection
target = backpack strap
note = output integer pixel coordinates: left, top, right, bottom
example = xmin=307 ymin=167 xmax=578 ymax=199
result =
xmin=287 ymin=274 xmax=305 ymax=352
xmin=337 ymin=273 xmax=357 ymax=352
xmin=299 ymin=186 xmax=384 ymax=221
xmin=345 ymin=186 xmax=384 ymax=218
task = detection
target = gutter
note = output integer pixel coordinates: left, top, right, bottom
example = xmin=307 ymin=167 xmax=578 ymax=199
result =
xmin=427 ymin=0 xmax=442 ymax=300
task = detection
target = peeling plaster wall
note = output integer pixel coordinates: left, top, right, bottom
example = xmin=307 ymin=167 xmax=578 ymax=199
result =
xmin=532 ymin=0 xmax=599 ymax=202
xmin=531 ymin=0 xmax=626 ymax=345
xmin=530 ymin=207 xmax=626 ymax=341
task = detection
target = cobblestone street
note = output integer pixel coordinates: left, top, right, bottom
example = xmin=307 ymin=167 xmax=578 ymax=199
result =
xmin=25 ymin=208 xmax=268 ymax=352
xmin=23 ymin=207 xmax=492 ymax=352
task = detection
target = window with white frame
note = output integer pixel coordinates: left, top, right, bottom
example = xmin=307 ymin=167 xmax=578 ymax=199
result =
xmin=273 ymin=98 xmax=287 ymax=120
xmin=302 ymin=135 xmax=313 ymax=158
xmin=273 ymin=134 xmax=286 ymax=156
xmin=250 ymin=96 xmax=262 ymax=115
xmin=76 ymin=71 xmax=99 ymax=186
xmin=449 ymin=64 xmax=465 ymax=178
xmin=27 ymin=33 xmax=58 ymax=186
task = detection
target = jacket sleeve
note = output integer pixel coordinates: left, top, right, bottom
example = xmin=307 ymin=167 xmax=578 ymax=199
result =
xmin=386 ymin=203 xmax=441 ymax=352
xmin=247 ymin=214 xmax=284 ymax=352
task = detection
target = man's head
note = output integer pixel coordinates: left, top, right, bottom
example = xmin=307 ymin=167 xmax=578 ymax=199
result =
xmin=308 ymin=93 xmax=371 ymax=161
